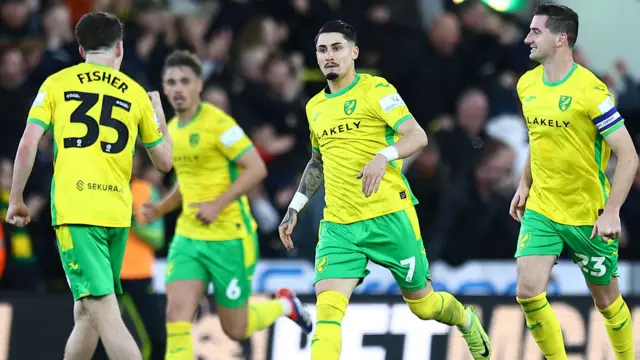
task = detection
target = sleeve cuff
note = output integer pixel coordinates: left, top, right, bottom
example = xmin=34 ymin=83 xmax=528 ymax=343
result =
xmin=143 ymin=137 xmax=164 ymax=149
xmin=27 ymin=118 xmax=50 ymax=132
xmin=312 ymin=146 xmax=320 ymax=152
xmin=601 ymin=120 xmax=624 ymax=137
xmin=231 ymin=144 xmax=254 ymax=161
xmin=392 ymin=114 xmax=413 ymax=131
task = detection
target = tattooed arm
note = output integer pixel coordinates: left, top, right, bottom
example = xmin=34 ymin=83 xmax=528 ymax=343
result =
xmin=278 ymin=149 xmax=324 ymax=250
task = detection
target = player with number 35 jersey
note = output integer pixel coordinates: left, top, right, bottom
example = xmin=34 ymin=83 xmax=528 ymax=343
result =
xmin=6 ymin=12 xmax=172 ymax=360
xmin=28 ymin=62 xmax=163 ymax=227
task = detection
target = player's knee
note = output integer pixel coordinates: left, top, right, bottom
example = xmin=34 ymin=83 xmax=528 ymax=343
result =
xmin=73 ymin=301 xmax=91 ymax=322
xmin=591 ymin=285 xmax=619 ymax=310
xmin=166 ymin=296 xmax=195 ymax=322
xmin=221 ymin=319 xmax=248 ymax=341
xmin=316 ymin=291 xmax=348 ymax=322
xmin=516 ymin=282 xmax=543 ymax=300
xmin=406 ymin=293 xmax=439 ymax=320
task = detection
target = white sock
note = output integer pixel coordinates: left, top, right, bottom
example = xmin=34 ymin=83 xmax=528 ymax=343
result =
xmin=279 ymin=298 xmax=293 ymax=317
xmin=251 ymin=198 xmax=280 ymax=232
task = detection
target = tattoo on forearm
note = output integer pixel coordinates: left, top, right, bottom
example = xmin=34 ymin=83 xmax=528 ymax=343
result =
xmin=281 ymin=207 xmax=297 ymax=226
xmin=298 ymin=151 xmax=324 ymax=199
xmin=281 ymin=151 xmax=324 ymax=227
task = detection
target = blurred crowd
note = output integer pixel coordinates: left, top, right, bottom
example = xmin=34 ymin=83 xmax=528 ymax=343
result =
xmin=1 ymin=0 xmax=640 ymax=293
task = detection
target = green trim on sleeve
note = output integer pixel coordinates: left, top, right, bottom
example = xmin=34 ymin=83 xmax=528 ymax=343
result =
xmin=312 ymin=146 xmax=320 ymax=152
xmin=232 ymin=144 xmax=254 ymax=162
xmin=392 ymin=114 xmax=413 ymax=131
xmin=602 ymin=120 xmax=624 ymax=137
xmin=143 ymin=137 xmax=163 ymax=149
xmin=27 ymin=118 xmax=50 ymax=131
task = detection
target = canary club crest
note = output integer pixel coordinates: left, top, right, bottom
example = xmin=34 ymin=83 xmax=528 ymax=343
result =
xmin=558 ymin=95 xmax=573 ymax=111
xmin=189 ymin=133 xmax=200 ymax=147
xmin=316 ymin=256 xmax=328 ymax=272
xmin=344 ymin=99 xmax=357 ymax=115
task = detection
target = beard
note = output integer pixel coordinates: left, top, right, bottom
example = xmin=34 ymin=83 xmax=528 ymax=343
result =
xmin=325 ymin=72 xmax=339 ymax=81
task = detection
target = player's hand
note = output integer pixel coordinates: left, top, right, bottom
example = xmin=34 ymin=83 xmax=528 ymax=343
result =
xmin=147 ymin=91 xmax=162 ymax=108
xmin=357 ymin=154 xmax=387 ymax=197
xmin=140 ymin=202 xmax=162 ymax=224
xmin=190 ymin=200 xmax=222 ymax=225
xmin=509 ymin=185 xmax=529 ymax=222
xmin=591 ymin=209 xmax=621 ymax=243
xmin=278 ymin=208 xmax=298 ymax=250
xmin=6 ymin=201 xmax=31 ymax=227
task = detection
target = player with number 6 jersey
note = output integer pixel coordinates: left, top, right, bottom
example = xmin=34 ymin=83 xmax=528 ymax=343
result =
xmin=6 ymin=12 xmax=173 ymax=360
xmin=140 ymin=51 xmax=312 ymax=360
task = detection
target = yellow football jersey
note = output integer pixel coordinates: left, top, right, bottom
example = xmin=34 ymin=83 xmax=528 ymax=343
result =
xmin=307 ymin=73 xmax=418 ymax=224
xmin=169 ymin=102 xmax=257 ymax=241
xmin=518 ymin=64 xmax=624 ymax=226
xmin=27 ymin=62 xmax=163 ymax=227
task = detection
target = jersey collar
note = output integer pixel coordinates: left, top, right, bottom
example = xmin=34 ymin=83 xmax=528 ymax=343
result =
xmin=542 ymin=62 xmax=578 ymax=87
xmin=324 ymin=73 xmax=361 ymax=99
xmin=177 ymin=102 xmax=203 ymax=128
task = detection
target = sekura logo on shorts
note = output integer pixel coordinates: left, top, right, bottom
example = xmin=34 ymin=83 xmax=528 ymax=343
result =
xmin=76 ymin=180 xmax=84 ymax=191
xmin=344 ymin=99 xmax=357 ymax=115
xmin=317 ymin=256 xmax=328 ymax=272
xmin=559 ymin=95 xmax=573 ymax=111
xmin=189 ymin=133 xmax=200 ymax=147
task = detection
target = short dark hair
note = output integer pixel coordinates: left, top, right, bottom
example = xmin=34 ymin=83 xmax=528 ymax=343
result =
xmin=534 ymin=3 xmax=579 ymax=47
xmin=314 ymin=20 xmax=357 ymax=45
xmin=74 ymin=12 xmax=123 ymax=52
xmin=163 ymin=50 xmax=202 ymax=78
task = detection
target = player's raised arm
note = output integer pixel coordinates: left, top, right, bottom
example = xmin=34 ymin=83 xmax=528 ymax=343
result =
xmin=141 ymin=91 xmax=173 ymax=172
xmin=7 ymin=78 xmax=54 ymax=226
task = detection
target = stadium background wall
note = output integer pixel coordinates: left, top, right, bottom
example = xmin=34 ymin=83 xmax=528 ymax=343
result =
xmin=0 ymin=293 xmax=638 ymax=360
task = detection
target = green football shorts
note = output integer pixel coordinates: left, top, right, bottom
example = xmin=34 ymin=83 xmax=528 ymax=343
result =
xmin=165 ymin=232 xmax=259 ymax=309
xmin=56 ymin=225 xmax=129 ymax=301
xmin=515 ymin=209 xmax=619 ymax=285
xmin=314 ymin=206 xmax=431 ymax=291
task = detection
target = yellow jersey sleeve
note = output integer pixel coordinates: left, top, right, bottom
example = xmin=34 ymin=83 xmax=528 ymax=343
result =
xmin=585 ymin=83 xmax=624 ymax=137
xmin=27 ymin=77 xmax=56 ymax=131
xmin=369 ymin=81 xmax=413 ymax=131
xmin=310 ymin=128 xmax=320 ymax=152
xmin=306 ymin=105 xmax=320 ymax=152
xmin=215 ymin=117 xmax=254 ymax=161
xmin=137 ymin=94 xmax=164 ymax=148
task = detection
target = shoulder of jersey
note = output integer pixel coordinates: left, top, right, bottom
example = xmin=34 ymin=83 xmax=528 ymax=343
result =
xmin=201 ymin=102 xmax=237 ymax=127
xmin=573 ymin=65 xmax=607 ymax=91
xmin=361 ymin=74 xmax=393 ymax=91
